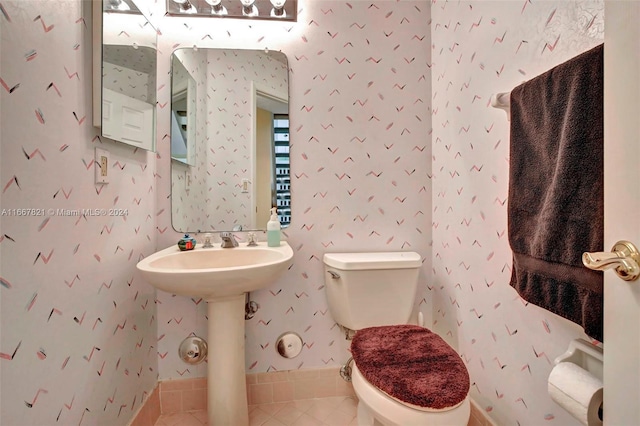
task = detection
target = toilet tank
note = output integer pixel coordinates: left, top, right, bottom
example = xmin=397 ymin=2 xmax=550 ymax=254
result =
xmin=323 ymin=252 xmax=422 ymax=331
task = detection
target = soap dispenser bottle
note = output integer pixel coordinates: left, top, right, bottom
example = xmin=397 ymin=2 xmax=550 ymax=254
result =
xmin=267 ymin=207 xmax=281 ymax=247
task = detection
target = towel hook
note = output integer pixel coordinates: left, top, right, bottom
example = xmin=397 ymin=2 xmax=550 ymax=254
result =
xmin=582 ymin=240 xmax=640 ymax=281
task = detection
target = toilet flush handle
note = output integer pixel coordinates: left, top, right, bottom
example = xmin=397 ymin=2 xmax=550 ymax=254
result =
xmin=327 ymin=270 xmax=340 ymax=279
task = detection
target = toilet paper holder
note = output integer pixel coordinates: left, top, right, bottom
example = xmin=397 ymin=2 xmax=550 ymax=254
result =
xmin=549 ymin=338 xmax=604 ymax=425
xmin=555 ymin=338 xmax=603 ymax=381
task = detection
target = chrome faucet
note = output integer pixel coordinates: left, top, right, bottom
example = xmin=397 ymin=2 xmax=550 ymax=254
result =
xmin=220 ymin=232 xmax=238 ymax=248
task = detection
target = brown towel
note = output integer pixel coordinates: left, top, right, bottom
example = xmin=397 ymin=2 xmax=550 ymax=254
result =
xmin=508 ymin=44 xmax=604 ymax=342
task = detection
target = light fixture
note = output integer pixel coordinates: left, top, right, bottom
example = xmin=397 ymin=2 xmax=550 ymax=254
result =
xmin=166 ymin=0 xmax=297 ymax=21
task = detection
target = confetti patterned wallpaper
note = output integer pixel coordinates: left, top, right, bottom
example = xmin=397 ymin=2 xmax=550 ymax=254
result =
xmin=151 ymin=0 xmax=434 ymax=382
xmin=430 ymin=1 xmax=603 ymax=425
xmin=0 ymin=0 xmax=606 ymax=425
xmin=1 ymin=1 xmax=158 ymax=425
xmin=103 ymin=61 xmax=152 ymax=103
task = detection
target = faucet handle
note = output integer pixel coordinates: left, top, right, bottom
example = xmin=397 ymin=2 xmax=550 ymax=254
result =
xmin=203 ymin=233 xmax=213 ymax=248
xmin=247 ymin=232 xmax=258 ymax=246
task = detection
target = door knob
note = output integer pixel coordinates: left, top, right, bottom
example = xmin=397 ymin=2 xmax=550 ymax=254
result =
xmin=582 ymin=240 xmax=640 ymax=281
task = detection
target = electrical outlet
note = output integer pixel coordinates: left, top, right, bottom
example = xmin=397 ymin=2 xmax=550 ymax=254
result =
xmin=95 ymin=148 xmax=109 ymax=184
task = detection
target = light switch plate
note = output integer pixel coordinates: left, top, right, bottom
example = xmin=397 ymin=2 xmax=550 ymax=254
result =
xmin=95 ymin=148 xmax=109 ymax=184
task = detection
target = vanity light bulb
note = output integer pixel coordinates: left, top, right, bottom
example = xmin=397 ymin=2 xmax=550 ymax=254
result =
xmin=205 ymin=0 xmax=228 ymax=15
xmin=270 ymin=0 xmax=286 ymax=17
xmin=172 ymin=0 xmax=198 ymax=14
xmin=240 ymin=0 xmax=258 ymax=17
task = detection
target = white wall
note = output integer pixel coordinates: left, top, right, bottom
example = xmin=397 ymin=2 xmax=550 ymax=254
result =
xmin=152 ymin=0 xmax=433 ymax=380
xmin=1 ymin=1 xmax=158 ymax=424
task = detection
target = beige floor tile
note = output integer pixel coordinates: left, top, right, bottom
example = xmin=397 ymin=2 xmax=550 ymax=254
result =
xmin=155 ymin=396 xmax=365 ymax=426
xmin=155 ymin=412 xmax=205 ymax=426
xmin=153 ymin=413 xmax=181 ymax=426
xmin=273 ymin=404 xmax=304 ymax=425
xmin=261 ymin=418 xmax=288 ymax=426
xmin=249 ymin=406 xmax=273 ymax=426
xmin=183 ymin=413 xmax=208 ymax=426
xmin=305 ymin=396 xmax=348 ymax=420
xmin=304 ymin=401 xmax=333 ymax=422
xmin=321 ymin=409 xmax=355 ymax=426
xmin=291 ymin=413 xmax=324 ymax=426
xmin=252 ymin=402 xmax=288 ymax=416
xmin=288 ymin=399 xmax=315 ymax=412
xmin=335 ymin=397 xmax=358 ymax=416
xmin=189 ymin=410 xmax=208 ymax=424
xmin=319 ymin=396 xmax=347 ymax=408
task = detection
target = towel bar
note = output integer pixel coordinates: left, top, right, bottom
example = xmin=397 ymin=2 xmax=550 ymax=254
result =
xmin=490 ymin=91 xmax=511 ymax=120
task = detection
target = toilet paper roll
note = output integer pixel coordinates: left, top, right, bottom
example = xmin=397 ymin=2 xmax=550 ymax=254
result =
xmin=548 ymin=362 xmax=603 ymax=426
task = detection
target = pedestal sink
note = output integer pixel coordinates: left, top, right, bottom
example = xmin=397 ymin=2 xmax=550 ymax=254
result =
xmin=136 ymin=241 xmax=293 ymax=425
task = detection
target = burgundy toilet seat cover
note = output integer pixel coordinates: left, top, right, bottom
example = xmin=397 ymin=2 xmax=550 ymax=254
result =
xmin=351 ymin=325 xmax=470 ymax=410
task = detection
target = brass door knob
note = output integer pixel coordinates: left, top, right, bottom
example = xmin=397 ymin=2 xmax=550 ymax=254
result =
xmin=583 ymin=240 xmax=640 ymax=281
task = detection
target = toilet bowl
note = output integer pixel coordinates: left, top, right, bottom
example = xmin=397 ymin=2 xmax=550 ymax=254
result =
xmin=352 ymin=365 xmax=471 ymax=426
xmin=323 ymin=252 xmax=471 ymax=426
xmin=350 ymin=324 xmax=470 ymax=425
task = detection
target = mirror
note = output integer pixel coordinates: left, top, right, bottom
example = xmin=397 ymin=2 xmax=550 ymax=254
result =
xmin=170 ymin=48 xmax=290 ymax=233
xmin=93 ymin=0 xmax=157 ymax=151
xmin=171 ymin=54 xmax=197 ymax=166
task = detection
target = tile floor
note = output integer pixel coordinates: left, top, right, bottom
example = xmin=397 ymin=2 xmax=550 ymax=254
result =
xmin=154 ymin=396 xmax=359 ymax=426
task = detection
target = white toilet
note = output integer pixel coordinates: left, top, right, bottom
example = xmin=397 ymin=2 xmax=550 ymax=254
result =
xmin=323 ymin=252 xmax=471 ymax=426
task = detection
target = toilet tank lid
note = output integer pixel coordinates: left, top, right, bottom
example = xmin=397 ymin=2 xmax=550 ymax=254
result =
xmin=323 ymin=252 xmax=422 ymax=270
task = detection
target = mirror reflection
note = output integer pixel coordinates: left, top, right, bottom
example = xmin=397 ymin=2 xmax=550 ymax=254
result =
xmin=171 ymin=54 xmax=197 ymax=166
xmin=99 ymin=0 xmax=157 ymax=151
xmin=170 ymin=48 xmax=290 ymax=233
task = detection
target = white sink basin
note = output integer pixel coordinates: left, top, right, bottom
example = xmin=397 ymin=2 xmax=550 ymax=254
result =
xmin=136 ymin=241 xmax=293 ymax=300
xmin=137 ymin=240 xmax=293 ymax=425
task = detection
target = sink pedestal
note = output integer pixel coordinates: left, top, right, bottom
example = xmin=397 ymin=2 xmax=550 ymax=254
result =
xmin=207 ymin=294 xmax=249 ymax=425
xmin=136 ymin=242 xmax=294 ymax=425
